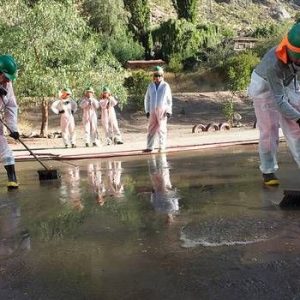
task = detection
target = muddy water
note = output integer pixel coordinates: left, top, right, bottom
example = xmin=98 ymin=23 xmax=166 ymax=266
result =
xmin=1 ymin=144 xmax=300 ymax=300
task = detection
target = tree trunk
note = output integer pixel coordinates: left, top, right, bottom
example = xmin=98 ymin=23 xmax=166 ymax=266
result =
xmin=40 ymin=98 xmax=48 ymax=138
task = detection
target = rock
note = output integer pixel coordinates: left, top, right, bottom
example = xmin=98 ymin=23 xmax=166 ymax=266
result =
xmin=272 ymin=6 xmax=291 ymax=21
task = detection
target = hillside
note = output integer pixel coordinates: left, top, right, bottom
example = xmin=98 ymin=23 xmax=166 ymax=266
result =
xmin=149 ymin=0 xmax=299 ymax=34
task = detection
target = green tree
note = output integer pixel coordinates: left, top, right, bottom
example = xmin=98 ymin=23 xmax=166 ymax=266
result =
xmin=0 ymin=0 xmax=127 ymax=136
xmin=81 ymin=0 xmax=144 ymax=65
xmin=81 ymin=0 xmax=128 ymax=35
xmin=123 ymin=0 xmax=152 ymax=58
xmin=152 ymin=19 xmax=221 ymax=62
xmin=171 ymin=0 xmax=199 ymax=23
xmin=225 ymin=51 xmax=260 ymax=91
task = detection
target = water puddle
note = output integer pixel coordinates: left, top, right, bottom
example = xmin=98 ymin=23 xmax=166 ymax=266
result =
xmin=1 ymin=144 xmax=300 ymax=299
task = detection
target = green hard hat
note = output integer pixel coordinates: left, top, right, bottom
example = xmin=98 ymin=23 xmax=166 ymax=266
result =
xmin=102 ymin=86 xmax=110 ymax=93
xmin=0 ymin=55 xmax=17 ymax=81
xmin=85 ymin=86 xmax=94 ymax=93
xmin=287 ymin=23 xmax=300 ymax=60
xmin=153 ymin=65 xmax=164 ymax=74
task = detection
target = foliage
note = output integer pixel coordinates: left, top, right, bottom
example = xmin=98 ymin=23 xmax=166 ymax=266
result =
xmin=222 ymin=96 xmax=235 ymax=126
xmin=252 ymin=22 xmax=290 ymax=58
xmin=123 ymin=0 xmax=152 ymax=57
xmin=171 ymin=0 xmax=199 ymax=23
xmin=152 ymin=19 xmax=222 ymax=62
xmin=82 ymin=0 xmax=145 ymax=64
xmin=105 ymin=32 xmax=145 ymax=66
xmin=251 ymin=23 xmax=281 ymax=38
xmin=168 ymin=53 xmax=183 ymax=73
xmin=81 ymin=0 xmax=128 ymax=35
xmin=225 ymin=50 xmax=260 ymax=91
xmin=124 ymin=70 xmax=150 ymax=110
xmin=202 ymin=40 xmax=235 ymax=71
xmin=0 ymin=0 xmax=127 ymax=105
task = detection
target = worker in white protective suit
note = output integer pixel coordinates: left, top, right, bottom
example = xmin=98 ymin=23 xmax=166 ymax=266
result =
xmin=148 ymin=153 xmax=179 ymax=224
xmin=51 ymin=88 xmax=78 ymax=148
xmin=80 ymin=86 xmax=99 ymax=147
xmin=248 ymin=23 xmax=300 ymax=186
xmin=144 ymin=66 xmax=172 ymax=153
xmin=0 ymin=55 xmax=19 ymax=189
xmin=99 ymin=86 xmax=123 ymax=145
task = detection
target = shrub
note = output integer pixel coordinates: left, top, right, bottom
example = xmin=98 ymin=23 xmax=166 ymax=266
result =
xmin=251 ymin=23 xmax=281 ymax=38
xmin=222 ymin=97 xmax=235 ymax=126
xmin=225 ymin=50 xmax=260 ymax=91
xmin=109 ymin=32 xmax=145 ymax=65
xmin=124 ymin=70 xmax=150 ymax=110
xmin=168 ymin=53 xmax=183 ymax=74
xmin=152 ymin=19 xmax=222 ymax=63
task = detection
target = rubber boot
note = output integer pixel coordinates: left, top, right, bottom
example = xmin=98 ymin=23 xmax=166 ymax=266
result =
xmin=5 ymin=164 xmax=19 ymax=189
xmin=263 ymin=173 xmax=279 ymax=186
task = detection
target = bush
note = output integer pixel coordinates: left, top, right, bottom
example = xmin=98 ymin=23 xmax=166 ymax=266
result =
xmin=151 ymin=19 xmax=222 ymax=62
xmin=225 ymin=50 xmax=260 ymax=91
xmin=251 ymin=23 xmax=280 ymax=38
xmin=168 ymin=53 xmax=183 ymax=73
xmin=124 ymin=70 xmax=150 ymax=110
xmin=109 ymin=32 xmax=145 ymax=65
xmin=222 ymin=97 xmax=235 ymax=126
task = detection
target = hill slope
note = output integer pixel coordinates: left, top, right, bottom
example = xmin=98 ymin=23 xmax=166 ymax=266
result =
xmin=149 ymin=0 xmax=298 ymax=34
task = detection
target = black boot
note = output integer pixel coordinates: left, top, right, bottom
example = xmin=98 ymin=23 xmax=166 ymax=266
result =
xmin=5 ymin=164 xmax=19 ymax=189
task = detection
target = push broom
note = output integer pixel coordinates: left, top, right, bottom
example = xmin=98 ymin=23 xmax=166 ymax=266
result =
xmin=279 ymin=189 xmax=300 ymax=209
xmin=0 ymin=117 xmax=60 ymax=181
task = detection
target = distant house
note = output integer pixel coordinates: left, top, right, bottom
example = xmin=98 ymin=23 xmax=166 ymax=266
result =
xmin=233 ymin=37 xmax=259 ymax=51
xmin=126 ymin=59 xmax=166 ymax=70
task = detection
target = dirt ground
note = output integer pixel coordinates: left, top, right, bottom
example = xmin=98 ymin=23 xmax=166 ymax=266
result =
xmin=15 ymin=91 xmax=255 ymax=149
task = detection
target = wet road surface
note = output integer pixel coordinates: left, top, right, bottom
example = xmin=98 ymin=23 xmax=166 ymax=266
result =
xmin=1 ymin=144 xmax=300 ymax=300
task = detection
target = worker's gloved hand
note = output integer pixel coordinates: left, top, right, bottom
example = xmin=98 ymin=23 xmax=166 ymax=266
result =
xmin=166 ymin=112 xmax=171 ymax=119
xmin=71 ymin=110 xmax=74 ymax=114
xmin=88 ymin=99 xmax=92 ymax=105
xmin=63 ymin=101 xmax=70 ymax=105
xmin=9 ymin=131 xmax=20 ymax=140
xmin=297 ymin=119 xmax=300 ymax=128
xmin=59 ymin=110 xmax=65 ymax=114
xmin=146 ymin=112 xmax=150 ymax=119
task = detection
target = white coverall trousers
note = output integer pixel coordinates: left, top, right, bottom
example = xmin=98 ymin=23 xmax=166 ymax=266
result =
xmin=250 ymin=72 xmax=300 ymax=173
xmin=0 ymin=83 xmax=18 ymax=166
xmin=0 ymin=131 xmax=15 ymax=166
xmin=147 ymin=108 xmax=168 ymax=151
xmin=61 ymin=114 xmax=76 ymax=146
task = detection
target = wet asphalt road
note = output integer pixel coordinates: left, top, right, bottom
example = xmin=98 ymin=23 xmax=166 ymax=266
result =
xmin=1 ymin=144 xmax=300 ymax=300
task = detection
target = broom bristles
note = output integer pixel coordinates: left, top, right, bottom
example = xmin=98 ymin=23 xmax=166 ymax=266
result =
xmin=280 ymin=190 xmax=300 ymax=208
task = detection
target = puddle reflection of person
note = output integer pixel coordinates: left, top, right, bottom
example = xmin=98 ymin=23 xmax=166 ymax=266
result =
xmin=87 ymin=161 xmax=124 ymax=206
xmin=87 ymin=163 xmax=106 ymax=206
xmin=148 ymin=153 xmax=179 ymax=224
xmin=107 ymin=161 xmax=124 ymax=198
xmin=60 ymin=167 xmax=84 ymax=211
xmin=0 ymin=196 xmax=31 ymax=258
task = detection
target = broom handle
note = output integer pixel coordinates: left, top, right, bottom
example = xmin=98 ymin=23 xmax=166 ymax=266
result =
xmin=0 ymin=118 xmax=49 ymax=170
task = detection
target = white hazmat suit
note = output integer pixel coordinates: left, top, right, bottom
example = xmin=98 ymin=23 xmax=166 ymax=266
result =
xmin=144 ymin=80 xmax=172 ymax=151
xmin=51 ymin=98 xmax=78 ymax=147
xmin=80 ymin=97 xmax=99 ymax=145
xmin=99 ymin=96 xmax=122 ymax=144
xmin=0 ymin=82 xmax=18 ymax=166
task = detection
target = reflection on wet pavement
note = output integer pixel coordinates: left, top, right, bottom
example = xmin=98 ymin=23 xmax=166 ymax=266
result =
xmin=148 ymin=154 xmax=180 ymax=224
xmin=1 ymin=145 xmax=300 ymax=299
